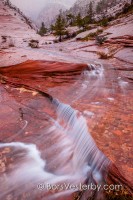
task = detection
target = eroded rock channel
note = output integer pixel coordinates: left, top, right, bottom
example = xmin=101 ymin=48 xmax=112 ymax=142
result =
xmin=0 ymin=60 xmax=132 ymax=200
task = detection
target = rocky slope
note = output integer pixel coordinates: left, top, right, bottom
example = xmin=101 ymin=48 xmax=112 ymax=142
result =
xmin=68 ymin=0 xmax=99 ymax=15
xmin=0 ymin=0 xmax=57 ymax=66
xmin=0 ymin=0 xmax=38 ymax=48
xmin=3 ymin=0 xmax=36 ymax=29
xmin=67 ymin=0 xmax=132 ymax=17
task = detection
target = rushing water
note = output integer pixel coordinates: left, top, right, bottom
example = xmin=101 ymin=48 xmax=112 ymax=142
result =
xmin=0 ymin=62 xmax=132 ymax=200
xmin=0 ymin=99 xmax=110 ymax=199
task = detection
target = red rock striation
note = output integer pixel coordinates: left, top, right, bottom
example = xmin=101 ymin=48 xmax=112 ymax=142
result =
xmin=0 ymin=60 xmax=133 ymax=200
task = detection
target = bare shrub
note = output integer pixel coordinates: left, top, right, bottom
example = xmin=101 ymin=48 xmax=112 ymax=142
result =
xmin=97 ymin=51 xmax=113 ymax=59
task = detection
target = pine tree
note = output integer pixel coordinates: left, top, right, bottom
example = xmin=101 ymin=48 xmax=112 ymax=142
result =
xmin=38 ymin=22 xmax=47 ymax=36
xmin=76 ymin=13 xmax=83 ymax=28
xmin=96 ymin=2 xmax=102 ymax=14
xmin=96 ymin=0 xmax=108 ymax=14
xmin=53 ymin=12 xmax=66 ymax=42
xmin=76 ymin=13 xmax=87 ymax=31
xmin=87 ymin=1 xmax=93 ymax=23
xmin=66 ymin=13 xmax=75 ymax=26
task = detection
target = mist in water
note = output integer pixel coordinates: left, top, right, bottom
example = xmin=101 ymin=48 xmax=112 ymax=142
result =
xmin=0 ymin=64 xmax=110 ymax=200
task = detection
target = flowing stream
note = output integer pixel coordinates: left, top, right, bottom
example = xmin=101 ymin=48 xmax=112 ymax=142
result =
xmin=0 ymin=61 xmax=132 ymax=200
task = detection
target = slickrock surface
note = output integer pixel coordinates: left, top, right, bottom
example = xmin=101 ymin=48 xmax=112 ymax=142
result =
xmin=115 ymin=48 xmax=133 ymax=64
xmin=0 ymin=1 xmax=39 ymax=48
xmin=0 ymin=60 xmax=133 ymax=200
xmin=0 ymin=1 xmax=133 ymax=200
xmin=75 ymin=27 xmax=103 ymax=40
xmin=0 ymin=4 xmax=133 ymax=67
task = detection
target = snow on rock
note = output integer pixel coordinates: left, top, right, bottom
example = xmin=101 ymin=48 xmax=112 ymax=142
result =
xmin=94 ymin=0 xmax=132 ymax=21
xmin=104 ymin=15 xmax=133 ymax=39
xmin=0 ymin=0 xmax=56 ymax=50
xmin=75 ymin=27 xmax=103 ymax=40
xmin=0 ymin=1 xmax=39 ymax=48
xmin=66 ymin=26 xmax=79 ymax=37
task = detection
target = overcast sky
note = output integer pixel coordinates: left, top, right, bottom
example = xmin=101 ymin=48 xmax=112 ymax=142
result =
xmin=10 ymin=0 xmax=76 ymax=19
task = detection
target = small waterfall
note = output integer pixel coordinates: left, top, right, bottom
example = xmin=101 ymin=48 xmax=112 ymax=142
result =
xmin=53 ymin=99 xmax=110 ymax=179
xmin=0 ymin=61 xmax=131 ymax=200
xmin=0 ymin=98 xmax=110 ymax=200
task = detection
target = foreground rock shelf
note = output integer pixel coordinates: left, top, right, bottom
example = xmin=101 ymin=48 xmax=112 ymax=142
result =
xmin=0 ymin=60 xmax=132 ymax=200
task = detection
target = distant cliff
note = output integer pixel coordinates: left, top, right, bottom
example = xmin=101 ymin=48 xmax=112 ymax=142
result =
xmin=36 ymin=3 xmax=67 ymax=28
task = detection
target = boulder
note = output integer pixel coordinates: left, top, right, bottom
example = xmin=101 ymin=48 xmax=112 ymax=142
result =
xmin=29 ymin=39 xmax=39 ymax=48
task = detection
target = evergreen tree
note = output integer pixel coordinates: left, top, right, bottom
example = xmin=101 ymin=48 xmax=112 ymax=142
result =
xmin=76 ymin=13 xmax=88 ymax=31
xmin=53 ymin=12 xmax=66 ymax=42
xmin=38 ymin=22 xmax=47 ymax=36
xmin=87 ymin=1 xmax=93 ymax=23
xmin=66 ymin=13 xmax=75 ymax=26
xmin=76 ymin=13 xmax=82 ymax=28
xmin=96 ymin=2 xmax=102 ymax=14
xmin=96 ymin=0 xmax=108 ymax=14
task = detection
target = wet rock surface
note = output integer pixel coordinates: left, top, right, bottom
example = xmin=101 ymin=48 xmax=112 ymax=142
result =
xmin=0 ymin=60 xmax=133 ymax=200
xmin=114 ymin=48 xmax=133 ymax=64
xmin=0 ymin=1 xmax=133 ymax=199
